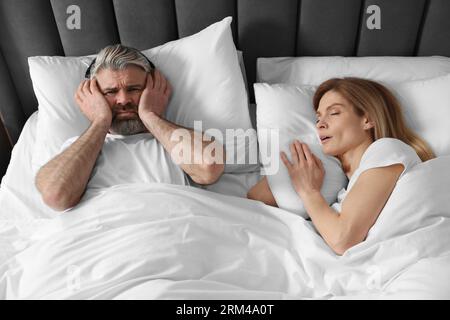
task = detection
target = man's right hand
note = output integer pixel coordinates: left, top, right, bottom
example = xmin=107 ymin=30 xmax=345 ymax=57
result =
xmin=138 ymin=70 xmax=172 ymax=120
xmin=74 ymin=79 xmax=112 ymax=127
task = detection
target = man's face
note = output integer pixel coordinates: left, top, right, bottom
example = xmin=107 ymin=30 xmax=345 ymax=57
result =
xmin=95 ymin=65 xmax=148 ymax=135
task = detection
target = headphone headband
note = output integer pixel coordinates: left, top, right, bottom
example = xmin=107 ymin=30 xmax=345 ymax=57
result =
xmin=85 ymin=52 xmax=155 ymax=79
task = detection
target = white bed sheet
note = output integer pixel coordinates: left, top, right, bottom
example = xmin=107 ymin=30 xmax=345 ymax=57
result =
xmin=0 ymin=112 xmax=261 ymax=220
xmin=1 ymin=113 xmax=450 ymax=300
xmin=1 ymin=170 xmax=450 ymax=299
xmin=0 ymin=112 xmax=51 ymax=219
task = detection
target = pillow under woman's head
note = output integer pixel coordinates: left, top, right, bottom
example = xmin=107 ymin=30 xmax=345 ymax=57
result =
xmin=255 ymin=75 xmax=445 ymax=218
xmin=254 ymin=83 xmax=348 ymax=219
xmin=257 ymin=55 xmax=450 ymax=157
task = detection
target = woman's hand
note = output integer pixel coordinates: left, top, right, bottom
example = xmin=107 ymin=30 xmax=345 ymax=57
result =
xmin=281 ymin=140 xmax=325 ymax=197
xmin=138 ymin=69 xmax=172 ymax=119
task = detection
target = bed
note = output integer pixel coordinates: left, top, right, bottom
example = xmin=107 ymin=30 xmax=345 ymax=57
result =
xmin=1 ymin=0 xmax=450 ymax=300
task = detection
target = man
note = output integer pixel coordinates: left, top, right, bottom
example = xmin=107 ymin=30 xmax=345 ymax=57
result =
xmin=35 ymin=44 xmax=225 ymax=212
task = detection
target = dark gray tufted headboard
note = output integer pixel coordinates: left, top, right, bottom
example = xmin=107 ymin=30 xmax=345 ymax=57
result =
xmin=1 ymin=0 xmax=450 ymax=176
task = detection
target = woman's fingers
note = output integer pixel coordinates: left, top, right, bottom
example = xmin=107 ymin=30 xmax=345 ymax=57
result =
xmin=313 ymin=153 xmax=325 ymax=171
xmin=289 ymin=142 xmax=299 ymax=165
xmin=280 ymin=151 xmax=292 ymax=170
xmin=294 ymin=140 xmax=306 ymax=164
xmin=301 ymin=142 xmax=314 ymax=164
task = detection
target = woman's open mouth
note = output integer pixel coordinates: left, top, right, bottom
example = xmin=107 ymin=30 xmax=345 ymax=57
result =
xmin=320 ymin=136 xmax=332 ymax=144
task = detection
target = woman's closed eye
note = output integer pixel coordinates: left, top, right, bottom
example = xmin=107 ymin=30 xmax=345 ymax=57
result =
xmin=316 ymin=112 xmax=340 ymax=123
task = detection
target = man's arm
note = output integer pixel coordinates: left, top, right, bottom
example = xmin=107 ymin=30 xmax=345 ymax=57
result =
xmin=35 ymin=79 xmax=112 ymax=211
xmin=141 ymin=111 xmax=224 ymax=185
xmin=138 ymin=70 xmax=224 ymax=185
xmin=35 ymin=120 xmax=109 ymax=211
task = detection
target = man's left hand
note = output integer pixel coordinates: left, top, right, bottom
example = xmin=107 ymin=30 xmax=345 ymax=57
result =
xmin=138 ymin=69 xmax=172 ymax=119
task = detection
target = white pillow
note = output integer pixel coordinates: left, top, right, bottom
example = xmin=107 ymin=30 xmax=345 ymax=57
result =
xmin=388 ymin=74 xmax=450 ymax=157
xmin=30 ymin=17 xmax=256 ymax=173
xmin=256 ymin=56 xmax=450 ymax=157
xmin=254 ymin=83 xmax=348 ymax=219
xmin=257 ymin=56 xmax=450 ymax=86
xmin=236 ymin=50 xmax=249 ymax=100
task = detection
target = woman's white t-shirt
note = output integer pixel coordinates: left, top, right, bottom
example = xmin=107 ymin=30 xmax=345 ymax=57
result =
xmin=331 ymin=138 xmax=422 ymax=213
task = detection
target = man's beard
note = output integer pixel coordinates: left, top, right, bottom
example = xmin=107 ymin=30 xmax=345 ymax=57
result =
xmin=109 ymin=103 xmax=147 ymax=135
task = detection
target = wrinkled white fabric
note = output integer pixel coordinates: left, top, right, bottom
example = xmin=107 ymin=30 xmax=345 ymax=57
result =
xmin=1 ymin=154 xmax=449 ymax=299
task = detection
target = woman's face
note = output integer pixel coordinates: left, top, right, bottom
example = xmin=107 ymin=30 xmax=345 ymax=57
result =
xmin=316 ymin=90 xmax=373 ymax=156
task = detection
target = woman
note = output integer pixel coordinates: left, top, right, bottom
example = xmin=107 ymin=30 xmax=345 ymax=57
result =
xmin=247 ymin=77 xmax=435 ymax=255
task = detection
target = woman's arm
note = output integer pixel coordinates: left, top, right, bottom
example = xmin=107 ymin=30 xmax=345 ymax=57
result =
xmin=300 ymin=164 xmax=404 ymax=255
xmin=282 ymin=140 xmax=404 ymax=255
xmin=246 ymin=177 xmax=278 ymax=206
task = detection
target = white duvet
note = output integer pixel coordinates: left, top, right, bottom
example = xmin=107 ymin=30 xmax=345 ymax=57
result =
xmin=1 ymin=113 xmax=450 ymax=299
xmin=1 ymin=151 xmax=450 ymax=299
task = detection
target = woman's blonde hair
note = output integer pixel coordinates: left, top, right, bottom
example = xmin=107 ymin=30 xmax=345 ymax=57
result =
xmin=313 ymin=77 xmax=435 ymax=162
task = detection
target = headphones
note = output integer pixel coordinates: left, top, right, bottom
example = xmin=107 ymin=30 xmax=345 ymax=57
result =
xmin=85 ymin=52 xmax=155 ymax=79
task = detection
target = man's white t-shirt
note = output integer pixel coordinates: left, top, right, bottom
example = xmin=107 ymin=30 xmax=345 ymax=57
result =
xmin=61 ymin=132 xmax=189 ymax=189
xmin=331 ymin=138 xmax=422 ymax=213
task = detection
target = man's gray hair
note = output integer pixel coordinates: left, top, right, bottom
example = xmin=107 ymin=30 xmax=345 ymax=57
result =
xmin=90 ymin=44 xmax=152 ymax=79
